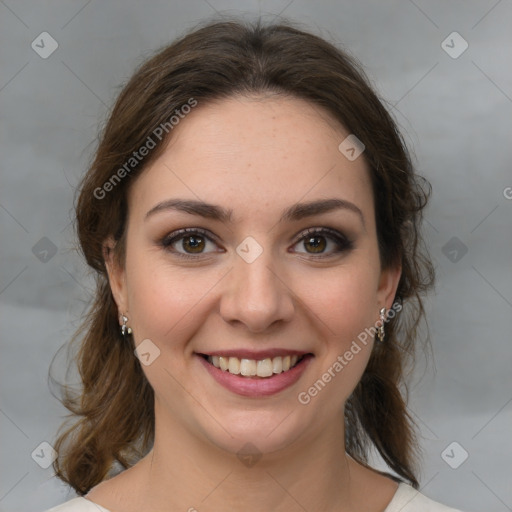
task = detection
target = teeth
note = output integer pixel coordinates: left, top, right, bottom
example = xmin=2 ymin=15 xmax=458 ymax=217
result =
xmin=219 ymin=356 xmax=229 ymax=371
xmin=228 ymin=357 xmax=241 ymax=375
xmin=240 ymin=359 xmax=256 ymax=376
xmin=207 ymin=354 xmax=303 ymax=378
xmin=257 ymin=358 xmax=273 ymax=377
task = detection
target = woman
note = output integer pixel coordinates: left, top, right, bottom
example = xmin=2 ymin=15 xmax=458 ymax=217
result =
xmin=46 ymin=19 xmax=464 ymax=512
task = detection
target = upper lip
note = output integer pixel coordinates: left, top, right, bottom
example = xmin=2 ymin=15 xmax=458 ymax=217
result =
xmin=197 ymin=349 xmax=312 ymax=359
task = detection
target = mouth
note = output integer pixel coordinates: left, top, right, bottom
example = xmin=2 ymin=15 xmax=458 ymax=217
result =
xmin=195 ymin=351 xmax=314 ymax=397
xmin=199 ymin=353 xmax=309 ymax=378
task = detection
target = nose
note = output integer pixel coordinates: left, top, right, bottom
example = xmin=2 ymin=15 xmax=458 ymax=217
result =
xmin=219 ymin=248 xmax=295 ymax=333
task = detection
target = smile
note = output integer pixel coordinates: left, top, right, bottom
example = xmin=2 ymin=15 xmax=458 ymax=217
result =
xmin=197 ymin=351 xmax=314 ymax=397
xmin=206 ymin=354 xmax=303 ymax=378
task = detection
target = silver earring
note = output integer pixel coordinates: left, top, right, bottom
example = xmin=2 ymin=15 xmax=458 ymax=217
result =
xmin=377 ymin=307 xmax=386 ymax=342
xmin=120 ymin=314 xmax=132 ymax=336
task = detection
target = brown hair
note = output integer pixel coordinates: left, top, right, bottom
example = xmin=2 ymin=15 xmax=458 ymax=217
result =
xmin=51 ymin=18 xmax=435 ymax=495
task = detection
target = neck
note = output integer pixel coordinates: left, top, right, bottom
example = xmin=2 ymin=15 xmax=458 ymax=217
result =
xmin=128 ymin=407 xmax=364 ymax=512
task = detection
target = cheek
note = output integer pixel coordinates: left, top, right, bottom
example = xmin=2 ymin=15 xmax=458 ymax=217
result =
xmin=303 ymin=263 xmax=380 ymax=345
xmin=294 ymin=259 xmax=379 ymax=402
xmin=124 ymin=249 xmax=223 ymax=349
xmin=296 ymin=269 xmax=378 ymax=411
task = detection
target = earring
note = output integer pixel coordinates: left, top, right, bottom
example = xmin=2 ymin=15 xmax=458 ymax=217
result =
xmin=377 ymin=307 xmax=386 ymax=342
xmin=120 ymin=314 xmax=132 ymax=336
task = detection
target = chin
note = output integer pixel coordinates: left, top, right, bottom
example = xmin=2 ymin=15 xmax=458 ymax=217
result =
xmin=195 ymin=404 xmax=314 ymax=460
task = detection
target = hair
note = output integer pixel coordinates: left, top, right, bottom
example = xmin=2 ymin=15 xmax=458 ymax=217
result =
xmin=51 ymin=17 xmax=435 ymax=496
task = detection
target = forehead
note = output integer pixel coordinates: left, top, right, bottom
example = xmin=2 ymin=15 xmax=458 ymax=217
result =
xmin=128 ymin=94 xmax=374 ymax=225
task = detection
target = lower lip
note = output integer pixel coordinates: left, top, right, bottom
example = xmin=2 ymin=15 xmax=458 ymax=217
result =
xmin=197 ymin=354 xmax=313 ymax=397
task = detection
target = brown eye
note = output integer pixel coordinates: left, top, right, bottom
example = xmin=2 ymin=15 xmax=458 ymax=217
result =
xmin=181 ymin=235 xmax=205 ymax=253
xmin=161 ymin=228 xmax=220 ymax=258
xmin=303 ymin=235 xmax=327 ymax=254
xmin=293 ymin=228 xmax=353 ymax=257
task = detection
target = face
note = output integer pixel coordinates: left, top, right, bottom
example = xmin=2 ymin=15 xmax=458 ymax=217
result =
xmin=106 ymin=95 xmax=401 ymax=457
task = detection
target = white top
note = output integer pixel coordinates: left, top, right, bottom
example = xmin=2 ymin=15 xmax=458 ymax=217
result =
xmin=44 ymin=482 xmax=464 ymax=511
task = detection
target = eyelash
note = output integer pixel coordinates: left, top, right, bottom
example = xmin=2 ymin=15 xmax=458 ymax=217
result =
xmin=160 ymin=227 xmax=354 ymax=260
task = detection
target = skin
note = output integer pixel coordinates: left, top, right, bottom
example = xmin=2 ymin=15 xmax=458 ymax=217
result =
xmin=89 ymin=94 xmax=402 ymax=511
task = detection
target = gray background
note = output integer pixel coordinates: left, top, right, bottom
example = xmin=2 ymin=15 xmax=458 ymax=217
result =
xmin=1 ymin=1 xmax=511 ymax=511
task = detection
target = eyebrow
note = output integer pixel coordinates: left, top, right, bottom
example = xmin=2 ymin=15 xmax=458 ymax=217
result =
xmin=145 ymin=198 xmax=365 ymax=227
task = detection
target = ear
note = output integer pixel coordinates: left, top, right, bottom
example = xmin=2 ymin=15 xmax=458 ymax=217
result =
xmin=376 ymin=261 xmax=402 ymax=311
xmin=103 ymin=236 xmax=128 ymax=315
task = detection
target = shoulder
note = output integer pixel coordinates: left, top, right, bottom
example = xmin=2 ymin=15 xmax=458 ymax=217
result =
xmin=43 ymin=497 xmax=112 ymax=512
xmin=385 ymin=482 xmax=465 ymax=512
